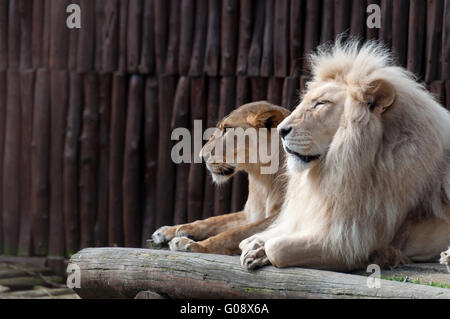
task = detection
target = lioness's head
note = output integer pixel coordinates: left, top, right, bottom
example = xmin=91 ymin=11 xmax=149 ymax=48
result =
xmin=200 ymin=101 xmax=290 ymax=183
xmin=278 ymin=41 xmax=396 ymax=172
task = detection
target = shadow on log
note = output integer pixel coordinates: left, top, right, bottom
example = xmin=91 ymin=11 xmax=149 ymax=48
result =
xmin=70 ymin=248 xmax=450 ymax=299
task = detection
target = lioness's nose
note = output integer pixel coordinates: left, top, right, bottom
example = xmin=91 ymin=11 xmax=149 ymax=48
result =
xmin=279 ymin=127 xmax=292 ymax=139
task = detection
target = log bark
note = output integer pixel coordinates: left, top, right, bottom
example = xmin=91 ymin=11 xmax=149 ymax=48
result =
xmin=0 ymin=71 xmax=6 ymax=254
xmin=204 ymin=0 xmax=221 ymax=76
xmin=127 ymin=0 xmax=143 ymax=72
xmin=0 ymin=1 xmax=8 ymax=70
xmin=407 ymin=0 xmax=426 ymax=79
xmin=70 ymin=248 xmax=450 ymax=299
xmin=220 ymin=0 xmax=239 ymax=75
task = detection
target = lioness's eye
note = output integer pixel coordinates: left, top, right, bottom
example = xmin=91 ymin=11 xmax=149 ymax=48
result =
xmin=312 ymin=100 xmax=328 ymax=109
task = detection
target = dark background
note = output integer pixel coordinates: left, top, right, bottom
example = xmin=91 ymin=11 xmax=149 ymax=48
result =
xmin=0 ymin=0 xmax=448 ymax=261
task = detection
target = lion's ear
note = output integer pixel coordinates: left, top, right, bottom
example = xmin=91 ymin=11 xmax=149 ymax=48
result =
xmin=366 ymin=79 xmax=396 ymax=115
xmin=246 ymin=108 xmax=287 ymax=128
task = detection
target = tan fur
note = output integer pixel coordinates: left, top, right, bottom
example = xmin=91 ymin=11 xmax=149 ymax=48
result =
xmin=240 ymin=40 xmax=450 ymax=271
xmin=152 ymin=102 xmax=290 ymax=255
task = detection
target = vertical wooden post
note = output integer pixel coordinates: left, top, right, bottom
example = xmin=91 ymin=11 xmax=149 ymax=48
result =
xmin=187 ymin=77 xmax=206 ymax=222
xmin=8 ymin=0 xmax=20 ymax=69
xmin=123 ymin=75 xmax=144 ymax=247
xmin=248 ymin=0 xmax=265 ymax=77
xmin=236 ymin=0 xmax=253 ymax=75
xmin=31 ymin=69 xmax=50 ymax=256
xmin=303 ymin=0 xmax=321 ymax=71
xmin=366 ymin=0 xmax=380 ymax=40
xmin=204 ymin=0 xmax=221 ymax=76
xmin=171 ymin=77 xmax=190 ymax=225
xmin=333 ymin=0 xmax=352 ymax=38
xmin=267 ymin=77 xmax=283 ymax=105
xmin=102 ymin=0 xmax=119 ymax=73
xmin=3 ymin=70 xmax=21 ymax=255
xmin=0 ymin=1 xmax=8 ymax=71
xmin=49 ymin=70 xmax=69 ymax=257
xmin=350 ymin=0 xmax=366 ymax=39
xmin=178 ymin=0 xmax=195 ymax=75
xmin=108 ymin=74 xmax=127 ymax=247
xmin=18 ymin=0 xmax=33 ymax=69
xmin=139 ymin=0 xmax=155 ymax=74
xmin=0 ymin=71 xmax=6 ymax=254
xmin=290 ymin=0 xmax=304 ymax=76
xmin=407 ymin=0 xmax=426 ymax=79
xmin=118 ymin=0 xmax=129 ymax=73
xmin=63 ymin=72 xmax=83 ymax=256
xmin=79 ymin=74 xmax=99 ymax=249
xmin=154 ymin=0 xmax=168 ymax=74
xmin=127 ymin=0 xmax=143 ymax=73
xmin=273 ymin=0 xmax=289 ymax=77
xmin=165 ymin=0 xmax=181 ymax=75
xmin=67 ymin=0 xmax=80 ymax=71
xmin=260 ymin=0 xmax=275 ymax=77
xmin=441 ymin=0 xmax=449 ymax=80
xmin=77 ymin=0 xmax=96 ymax=72
xmin=141 ymin=77 xmax=159 ymax=244
xmin=95 ymin=0 xmax=105 ymax=71
xmin=321 ymin=0 xmax=334 ymax=43
xmin=189 ymin=0 xmax=208 ymax=76
xmin=378 ymin=0 xmax=392 ymax=48
xmin=392 ymin=0 xmax=409 ymax=67
xmin=283 ymin=76 xmax=300 ymax=111
xmin=425 ymin=0 xmax=445 ymax=82
xmin=49 ymin=0 xmax=69 ymax=69
xmin=95 ymin=74 xmax=112 ymax=247
xmin=220 ymin=0 xmax=239 ymax=75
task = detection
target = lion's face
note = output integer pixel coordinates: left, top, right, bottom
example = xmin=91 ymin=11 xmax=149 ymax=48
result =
xmin=277 ymin=81 xmax=346 ymax=172
xmin=200 ymin=102 xmax=290 ymax=183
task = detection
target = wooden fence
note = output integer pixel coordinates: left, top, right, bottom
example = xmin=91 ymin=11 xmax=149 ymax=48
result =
xmin=0 ymin=0 xmax=448 ymax=258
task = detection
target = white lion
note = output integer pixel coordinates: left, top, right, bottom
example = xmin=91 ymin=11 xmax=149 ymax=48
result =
xmin=240 ymin=39 xmax=450 ymax=271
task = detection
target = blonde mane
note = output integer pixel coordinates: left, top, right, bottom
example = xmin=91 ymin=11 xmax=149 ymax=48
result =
xmin=273 ymin=40 xmax=450 ymax=267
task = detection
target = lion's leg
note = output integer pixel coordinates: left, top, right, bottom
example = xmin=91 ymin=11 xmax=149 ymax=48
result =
xmin=440 ymin=248 xmax=450 ymax=273
xmin=401 ymin=217 xmax=450 ymax=262
xmin=152 ymin=211 xmax=247 ymax=245
xmin=169 ymin=215 xmax=277 ymax=255
xmin=369 ymin=246 xmax=411 ymax=269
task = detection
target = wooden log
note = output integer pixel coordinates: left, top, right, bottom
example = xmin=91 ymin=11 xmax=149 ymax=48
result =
xmin=165 ymin=0 xmax=180 ymax=75
xmin=0 ymin=265 xmax=52 ymax=279
xmin=267 ymin=77 xmax=283 ymax=105
xmin=2 ymin=71 xmax=21 ymax=255
xmin=31 ymin=69 xmax=51 ymax=256
xmin=102 ymin=0 xmax=119 ymax=72
xmin=70 ymin=248 xmax=450 ymax=299
xmin=8 ymin=0 xmax=20 ymax=69
xmin=442 ymin=0 xmax=449 ymax=80
xmin=378 ymin=0 xmax=392 ymax=48
xmin=189 ymin=0 xmax=208 ymax=76
xmin=77 ymin=0 xmax=96 ymax=72
xmin=49 ymin=71 xmax=69 ymax=257
xmin=123 ymin=75 xmax=144 ymax=247
xmin=0 ymin=276 xmax=63 ymax=290
xmin=141 ymin=77 xmax=158 ymax=244
xmin=127 ymin=0 xmax=143 ymax=72
xmin=41 ymin=0 xmax=51 ymax=67
xmin=95 ymin=74 xmax=112 ymax=248
xmin=425 ymin=0 xmax=445 ymax=82
xmin=139 ymin=0 xmax=155 ymax=74
xmin=0 ymin=1 xmax=8 ymax=70
xmin=94 ymin=0 xmax=105 ymax=71
xmin=248 ymin=0 xmax=265 ymax=77
xmin=187 ymin=77 xmax=206 ymax=222
xmin=289 ymin=0 xmax=303 ymax=76
xmin=31 ymin=0 xmax=44 ymax=68
xmin=407 ymin=0 xmax=427 ymax=79
xmin=63 ymin=73 xmax=83 ymax=256
xmin=49 ymin=0 xmax=69 ymax=69
xmin=446 ymin=81 xmax=450 ymax=110
xmin=392 ymin=0 xmax=409 ymax=67
xmin=0 ymin=71 xmax=5 ymax=254
xmin=155 ymin=76 xmax=177 ymax=228
xmin=283 ymin=76 xmax=300 ymax=111
xmin=154 ymin=0 xmax=168 ymax=74
xmin=80 ymin=74 xmax=99 ymax=249
xmin=250 ymin=77 xmax=267 ymax=102
xmin=365 ymin=0 xmax=380 ymax=40
xmin=273 ymin=0 xmax=289 ymax=77
xmin=333 ymin=0 xmax=351 ymax=39
xmin=118 ymin=0 xmax=129 ymax=73
xmin=17 ymin=71 xmax=34 ymax=257
xmin=171 ymin=77 xmax=190 ymax=225
xmin=204 ymin=0 xmax=221 ymax=76
xmin=202 ymin=77 xmax=220 ymax=219
xmin=214 ymin=77 xmax=235 ymax=216
xmin=108 ymin=74 xmax=127 ymax=247
xmin=67 ymin=0 xmax=80 ymax=70
xmin=178 ymin=0 xmax=195 ymax=75
xmin=220 ymin=0 xmax=239 ymax=76
xmin=0 ymin=287 xmax=74 ymax=298
xmin=260 ymin=0 xmax=274 ymax=77
xmin=18 ymin=0 xmax=33 ymax=69
xmin=350 ymin=0 xmax=366 ymax=39
xmin=236 ymin=0 xmax=253 ymax=75
xmin=303 ymin=0 xmax=321 ymax=72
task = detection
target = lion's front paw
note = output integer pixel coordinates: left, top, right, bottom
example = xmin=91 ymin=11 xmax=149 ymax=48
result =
xmin=169 ymin=237 xmax=205 ymax=253
xmin=240 ymin=237 xmax=270 ymax=270
xmin=440 ymin=247 xmax=450 ymax=273
xmin=151 ymin=226 xmax=177 ymax=245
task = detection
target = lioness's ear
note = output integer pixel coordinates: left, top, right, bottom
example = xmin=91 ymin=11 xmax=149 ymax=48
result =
xmin=366 ymin=79 xmax=396 ymax=115
xmin=246 ymin=108 xmax=288 ymax=128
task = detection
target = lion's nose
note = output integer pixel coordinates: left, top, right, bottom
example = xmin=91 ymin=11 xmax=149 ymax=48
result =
xmin=279 ymin=127 xmax=292 ymax=139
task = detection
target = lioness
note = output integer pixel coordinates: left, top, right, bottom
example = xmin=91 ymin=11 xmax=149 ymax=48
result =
xmin=152 ymin=101 xmax=290 ymax=255
xmin=240 ymin=40 xmax=450 ymax=271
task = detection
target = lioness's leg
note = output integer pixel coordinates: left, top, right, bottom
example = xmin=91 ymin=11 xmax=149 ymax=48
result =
xmin=152 ymin=211 xmax=247 ymax=244
xmin=441 ymin=248 xmax=450 ymax=273
xmin=169 ymin=215 xmax=276 ymax=255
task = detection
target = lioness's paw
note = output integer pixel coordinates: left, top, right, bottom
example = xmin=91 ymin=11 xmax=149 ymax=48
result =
xmin=151 ymin=226 xmax=177 ymax=245
xmin=240 ymin=237 xmax=269 ymax=270
xmin=169 ymin=237 xmax=205 ymax=253
xmin=440 ymin=247 xmax=450 ymax=273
